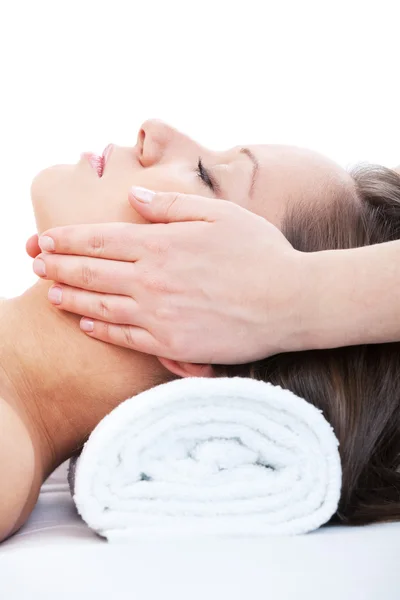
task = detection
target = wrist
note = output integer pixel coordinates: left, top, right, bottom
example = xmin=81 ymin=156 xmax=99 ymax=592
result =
xmin=295 ymin=247 xmax=361 ymax=352
xmin=291 ymin=249 xmax=345 ymax=352
xmin=267 ymin=249 xmax=323 ymax=355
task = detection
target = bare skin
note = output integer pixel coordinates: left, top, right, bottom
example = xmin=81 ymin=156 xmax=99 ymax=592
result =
xmin=0 ymin=282 xmax=174 ymax=541
xmin=0 ymin=119 xmax=356 ymax=542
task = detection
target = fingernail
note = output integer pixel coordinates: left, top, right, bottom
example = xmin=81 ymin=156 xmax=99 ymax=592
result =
xmin=48 ymin=286 xmax=62 ymax=305
xmin=80 ymin=318 xmax=94 ymax=332
xmin=38 ymin=235 xmax=55 ymax=252
xmin=130 ymin=186 xmax=155 ymax=203
xmin=33 ymin=258 xmax=46 ymax=277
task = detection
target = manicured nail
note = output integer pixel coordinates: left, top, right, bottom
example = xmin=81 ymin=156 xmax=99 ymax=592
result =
xmin=38 ymin=235 xmax=55 ymax=252
xmin=80 ymin=318 xmax=94 ymax=332
xmin=48 ymin=286 xmax=62 ymax=305
xmin=130 ymin=186 xmax=155 ymax=203
xmin=33 ymin=258 xmax=46 ymax=277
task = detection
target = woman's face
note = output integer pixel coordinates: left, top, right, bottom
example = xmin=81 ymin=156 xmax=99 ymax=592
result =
xmin=31 ymin=119 xmax=355 ymax=233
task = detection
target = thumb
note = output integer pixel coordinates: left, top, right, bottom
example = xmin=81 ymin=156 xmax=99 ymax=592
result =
xmin=128 ymin=186 xmax=231 ymax=223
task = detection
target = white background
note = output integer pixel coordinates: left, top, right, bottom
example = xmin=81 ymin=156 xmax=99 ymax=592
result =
xmin=1 ymin=0 xmax=399 ymax=297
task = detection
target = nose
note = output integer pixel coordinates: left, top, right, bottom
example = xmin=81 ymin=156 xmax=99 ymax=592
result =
xmin=136 ymin=119 xmax=175 ymax=167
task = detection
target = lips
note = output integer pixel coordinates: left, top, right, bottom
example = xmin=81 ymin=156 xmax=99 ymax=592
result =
xmin=82 ymin=144 xmax=113 ymax=177
xmin=83 ymin=153 xmax=103 ymax=177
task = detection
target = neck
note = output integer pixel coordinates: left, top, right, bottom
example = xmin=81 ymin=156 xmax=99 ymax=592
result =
xmin=0 ymin=281 xmax=169 ymax=481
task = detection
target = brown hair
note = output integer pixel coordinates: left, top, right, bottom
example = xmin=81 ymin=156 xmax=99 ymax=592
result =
xmin=216 ymin=164 xmax=400 ymax=526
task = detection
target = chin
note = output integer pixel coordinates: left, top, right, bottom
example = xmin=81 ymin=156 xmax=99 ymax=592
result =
xmin=30 ymin=164 xmax=76 ymax=233
xmin=31 ymin=164 xmax=73 ymax=201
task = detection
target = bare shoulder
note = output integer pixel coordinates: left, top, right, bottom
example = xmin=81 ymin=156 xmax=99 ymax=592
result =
xmin=0 ymin=397 xmax=39 ymax=542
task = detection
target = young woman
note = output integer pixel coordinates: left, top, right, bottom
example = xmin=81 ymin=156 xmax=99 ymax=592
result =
xmin=1 ymin=119 xmax=399 ymax=542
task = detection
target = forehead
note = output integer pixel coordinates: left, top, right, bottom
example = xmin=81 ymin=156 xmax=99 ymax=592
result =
xmin=242 ymin=144 xmax=353 ymax=226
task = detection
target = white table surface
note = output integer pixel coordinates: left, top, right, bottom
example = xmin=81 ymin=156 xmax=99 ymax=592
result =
xmin=1 ymin=463 xmax=399 ymax=600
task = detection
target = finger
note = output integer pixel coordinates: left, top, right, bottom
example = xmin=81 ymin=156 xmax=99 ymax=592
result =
xmin=79 ymin=318 xmax=161 ymax=355
xmin=26 ymin=234 xmax=41 ymax=258
xmin=37 ymin=222 xmax=146 ymax=260
xmin=129 ymin=186 xmax=234 ymax=223
xmin=33 ymin=253 xmax=136 ymax=295
xmin=47 ymin=284 xmax=144 ymax=326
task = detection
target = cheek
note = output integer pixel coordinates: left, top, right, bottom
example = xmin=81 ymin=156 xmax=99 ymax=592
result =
xmin=131 ymin=164 xmax=198 ymax=196
xmin=30 ymin=162 xmax=201 ymax=234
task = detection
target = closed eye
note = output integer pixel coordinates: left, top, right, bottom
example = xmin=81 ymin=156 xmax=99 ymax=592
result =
xmin=196 ymin=158 xmax=219 ymax=194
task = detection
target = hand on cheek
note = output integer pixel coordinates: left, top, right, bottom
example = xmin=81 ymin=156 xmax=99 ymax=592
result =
xmin=29 ymin=188 xmax=289 ymax=365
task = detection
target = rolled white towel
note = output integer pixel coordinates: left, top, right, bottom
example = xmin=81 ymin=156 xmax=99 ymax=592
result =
xmin=68 ymin=377 xmax=342 ymax=540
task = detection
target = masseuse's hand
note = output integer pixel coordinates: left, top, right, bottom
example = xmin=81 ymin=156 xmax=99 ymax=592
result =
xmin=27 ymin=188 xmax=307 ymax=364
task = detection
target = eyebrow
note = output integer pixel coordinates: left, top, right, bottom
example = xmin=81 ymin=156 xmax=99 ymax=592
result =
xmin=240 ymin=147 xmax=259 ymax=197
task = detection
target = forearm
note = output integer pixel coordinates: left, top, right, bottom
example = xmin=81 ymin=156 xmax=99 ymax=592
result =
xmin=302 ymin=240 xmax=400 ymax=349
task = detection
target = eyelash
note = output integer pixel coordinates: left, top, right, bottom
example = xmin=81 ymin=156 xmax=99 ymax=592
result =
xmin=196 ymin=158 xmax=216 ymax=192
